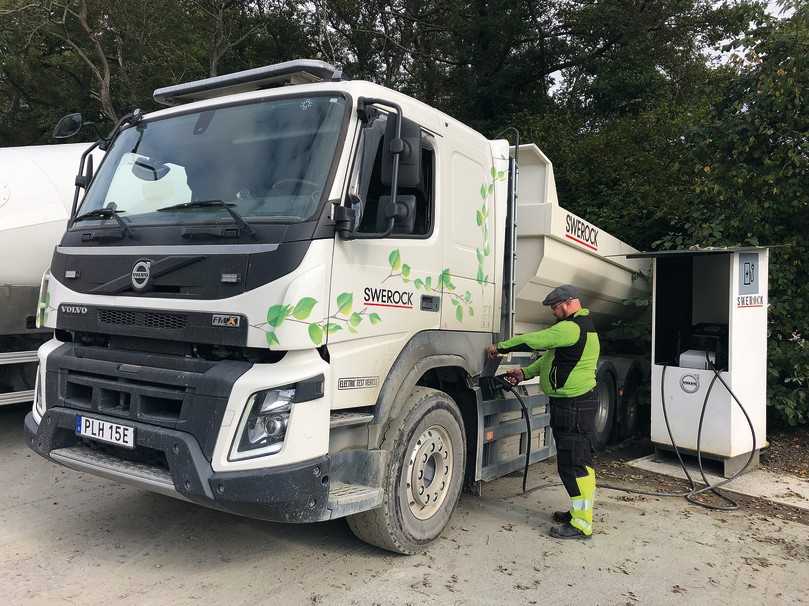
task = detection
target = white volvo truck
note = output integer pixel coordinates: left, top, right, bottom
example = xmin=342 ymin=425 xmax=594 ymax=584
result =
xmin=25 ymin=60 xmax=649 ymax=553
xmin=0 ymin=143 xmax=102 ymax=407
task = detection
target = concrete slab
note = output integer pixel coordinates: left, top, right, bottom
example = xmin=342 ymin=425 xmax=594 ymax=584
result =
xmin=628 ymin=453 xmax=809 ymax=511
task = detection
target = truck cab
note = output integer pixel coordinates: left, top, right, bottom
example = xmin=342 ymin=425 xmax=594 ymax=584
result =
xmin=25 ymin=60 xmax=647 ymax=553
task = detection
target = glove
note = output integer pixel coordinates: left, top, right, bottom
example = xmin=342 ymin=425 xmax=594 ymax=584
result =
xmin=504 ymin=368 xmax=525 ymax=385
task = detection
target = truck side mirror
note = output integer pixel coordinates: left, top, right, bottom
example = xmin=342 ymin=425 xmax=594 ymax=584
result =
xmin=53 ymin=113 xmax=84 ymax=139
xmin=382 ymin=116 xmax=421 ymax=188
xmin=377 ymin=194 xmax=416 ymax=234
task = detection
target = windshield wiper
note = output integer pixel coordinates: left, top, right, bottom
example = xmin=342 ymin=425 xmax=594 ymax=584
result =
xmin=157 ymin=199 xmax=257 ymax=239
xmin=72 ymin=207 xmax=134 ymax=239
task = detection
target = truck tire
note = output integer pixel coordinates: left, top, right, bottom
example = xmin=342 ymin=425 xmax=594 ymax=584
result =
xmin=592 ymin=368 xmax=616 ymax=451
xmin=346 ymin=387 xmax=466 ymax=554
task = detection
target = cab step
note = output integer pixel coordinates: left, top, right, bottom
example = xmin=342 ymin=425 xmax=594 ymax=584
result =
xmin=329 ymin=411 xmax=374 ymax=429
xmin=327 ymin=481 xmax=383 ymax=518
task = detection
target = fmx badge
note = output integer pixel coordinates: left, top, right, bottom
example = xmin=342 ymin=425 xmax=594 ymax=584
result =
xmin=338 ymin=376 xmax=380 ymax=390
xmin=212 ymin=314 xmax=241 ymax=328
xmin=564 ymin=214 xmax=599 ymax=251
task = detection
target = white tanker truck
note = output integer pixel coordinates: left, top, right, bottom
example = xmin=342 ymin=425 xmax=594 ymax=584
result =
xmin=25 ymin=60 xmax=649 ymax=553
xmin=0 ymin=143 xmax=102 ymax=406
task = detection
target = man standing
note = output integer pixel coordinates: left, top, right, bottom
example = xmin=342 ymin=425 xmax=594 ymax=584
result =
xmin=486 ymin=285 xmax=600 ymax=540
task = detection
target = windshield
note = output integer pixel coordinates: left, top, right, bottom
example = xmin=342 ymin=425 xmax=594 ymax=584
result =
xmin=78 ymin=94 xmax=348 ymax=225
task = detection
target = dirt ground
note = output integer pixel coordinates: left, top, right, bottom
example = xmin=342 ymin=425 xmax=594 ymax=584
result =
xmin=3 ymin=402 xmax=809 ymax=606
xmin=762 ymin=426 xmax=809 ymax=480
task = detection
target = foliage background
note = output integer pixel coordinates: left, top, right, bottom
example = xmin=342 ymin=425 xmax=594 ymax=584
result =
xmin=1 ymin=0 xmax=806 ymax=424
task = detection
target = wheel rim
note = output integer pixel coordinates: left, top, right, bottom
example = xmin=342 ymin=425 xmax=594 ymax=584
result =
xmin=406 ymin=424 xmax=453 ymax=520
xmin=595 ymin=381 xmax=612 ymax=436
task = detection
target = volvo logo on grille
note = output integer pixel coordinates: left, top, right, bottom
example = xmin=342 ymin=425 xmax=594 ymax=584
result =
xmin=131 ymin=259 xmax=152 ymax=291
xmin=680 ymin=374 xmax=700 ymax=394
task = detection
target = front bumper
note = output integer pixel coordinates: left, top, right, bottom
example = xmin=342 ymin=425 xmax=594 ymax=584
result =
xmin=25 ymin=408 xmax=332 ymax=523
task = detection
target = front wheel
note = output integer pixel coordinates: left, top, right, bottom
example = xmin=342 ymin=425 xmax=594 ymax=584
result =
xmin=346 ymin=387 xmax=466 ymax=554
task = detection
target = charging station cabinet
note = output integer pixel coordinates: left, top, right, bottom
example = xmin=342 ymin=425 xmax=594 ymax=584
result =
xmin=628 ymin=247 xmax=769 ymax=478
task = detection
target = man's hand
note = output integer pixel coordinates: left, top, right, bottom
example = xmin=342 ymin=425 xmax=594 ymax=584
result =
xmin=486 ymin=344 xmax=500 ymax=360
xmin=504 ymin=368 xmax=525 ymax=385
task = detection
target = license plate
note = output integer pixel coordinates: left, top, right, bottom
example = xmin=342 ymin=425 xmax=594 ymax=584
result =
xmin=75 ymin=416 xmax=135 ymax=449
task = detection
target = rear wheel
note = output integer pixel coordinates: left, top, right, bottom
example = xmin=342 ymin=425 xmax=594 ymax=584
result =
xmin=592 ymin=368 xmax=616 ymax=451
xmin=346 ymin=387 xmax=466 ymax=554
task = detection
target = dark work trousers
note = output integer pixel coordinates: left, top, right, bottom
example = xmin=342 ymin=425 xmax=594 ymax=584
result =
xmin=550 ymin=389 xmax=598 ymax=498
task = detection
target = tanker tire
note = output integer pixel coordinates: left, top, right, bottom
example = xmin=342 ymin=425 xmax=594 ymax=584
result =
xmin=591 ymin=368 xmax=616 ymax=451
xmin=346 ymin=387 xmax=466 ymax=554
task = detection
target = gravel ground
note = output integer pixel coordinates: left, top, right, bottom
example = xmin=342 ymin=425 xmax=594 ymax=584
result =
xmin=3 ymin=403 xmax=809 ymax=606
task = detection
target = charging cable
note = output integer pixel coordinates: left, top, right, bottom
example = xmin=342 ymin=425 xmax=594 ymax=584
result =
xmin=600 ymin=354 xmax=758 ymax=510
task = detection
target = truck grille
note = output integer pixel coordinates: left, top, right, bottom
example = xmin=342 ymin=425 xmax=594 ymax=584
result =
xmin=98 ymin=309 xmax=187 ymax=330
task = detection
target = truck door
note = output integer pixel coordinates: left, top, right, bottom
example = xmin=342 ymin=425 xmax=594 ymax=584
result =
xmin=441 ymin=142 xmax=506 ymax=334
xmin=327 ymin=110 xmax=441 ymax=408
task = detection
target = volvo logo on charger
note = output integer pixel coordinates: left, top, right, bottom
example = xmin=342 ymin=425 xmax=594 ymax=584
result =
xmin=680 ymin=374 xmax=700 ymax=394
xmin=131 ymin=259 xmax=152 ymax=291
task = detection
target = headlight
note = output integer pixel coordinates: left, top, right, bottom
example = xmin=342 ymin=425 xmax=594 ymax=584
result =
xmin=231 ymin=387 xmax=295 ymax=460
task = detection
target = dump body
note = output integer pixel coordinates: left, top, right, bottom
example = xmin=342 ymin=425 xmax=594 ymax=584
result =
xmin=513 ymin=144 xmax=650 ymax=333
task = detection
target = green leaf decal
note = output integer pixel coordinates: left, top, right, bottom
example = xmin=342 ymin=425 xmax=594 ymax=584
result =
xmin=425 ymin=276 xmax=432 ymax=289
xmin=266 ymin=332 xmax=280 ymax=347
xmin=267 ymin=304 xmax=288 ymax=327
xmin=350 ymin=312 xmax=363 ymax=327
xmin=439 ymin=269 xmax=454 ymax=290
xmin=402 ymin=264 xmax=411 ymax=279
xmin=325 ymin=323 xmax=342 ymax=335
xmin=480 ymin=184 xmax=487 ymax=199
xmin=347 ymin=324 xmax=358 ymax=334
xmin=464 ymin=291 xmax=472 ymax=303
xmin=477 ymin=267 xmax=485 ymax=283
xmin=308 ymin=323 xmax=324 ymax=345
xmin=490 ymin=166 xmax=497 ymax=179
xmin=291 ymin=297 xmax=317 ymax=320
xmin=497 ymin=170 xmax=506 ymax=180
xmin=476 ymin=210 xmax=484 ymax=226
xmin=369 ymin=313 xmax=382 ymax=325
xmin=389 ymin=249 xmax=401 ymax=272
xmin=468 ymin=306 xmax=475 ymax=317
xmin=476 ymin=248 xmax=484 ymax=264
xmin=336 ymin=292 xmax=353 ymax=316
xmin=484 ymin=243 xmax=491 ymax=256
xmin=488 ymin=183 xmax=495 ymax=195
xmin=455 ymin=305 xmax=463 ymax=322
xmin=414 ymin=278 xmax=424 ymax=290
